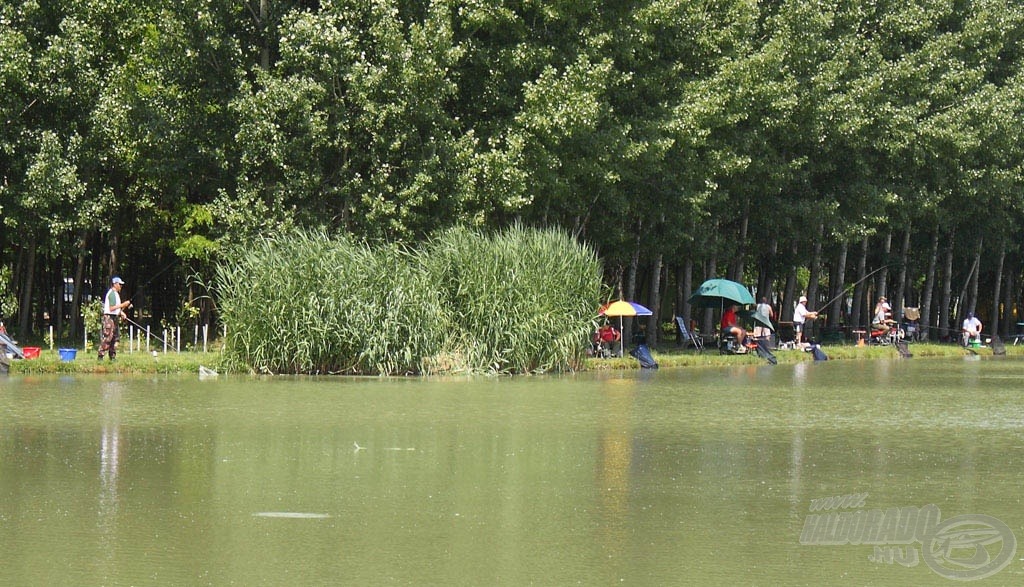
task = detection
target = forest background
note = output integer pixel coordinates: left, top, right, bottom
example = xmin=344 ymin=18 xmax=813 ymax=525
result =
xmin=2 ymin=0 xmax=1023 ymax=348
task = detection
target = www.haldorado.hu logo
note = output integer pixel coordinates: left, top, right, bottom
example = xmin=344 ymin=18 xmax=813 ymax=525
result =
xmin=799 ymin=494 xmax=1017 ymax=581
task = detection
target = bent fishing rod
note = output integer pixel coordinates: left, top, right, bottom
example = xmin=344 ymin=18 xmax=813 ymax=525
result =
xmin=120 ymin=314 xmax=173 ymax=350
xmin=124 ymin=258 xmax=182 ymax=303
xmin=815 ymin=265 xmax=891 ymax=312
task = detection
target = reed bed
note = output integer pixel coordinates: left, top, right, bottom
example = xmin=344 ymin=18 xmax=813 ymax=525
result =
xmin=216 ymin=226 xmax=601 ymax=375
xmin=423 ymin=225 xmax=602 ymax=373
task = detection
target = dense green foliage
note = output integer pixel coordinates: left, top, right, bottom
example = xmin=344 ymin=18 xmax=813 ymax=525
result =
xmin=216 ymin=226 xmax=601 ymax=374
xmin=2 ymin=0 xmax=1024 ymax=346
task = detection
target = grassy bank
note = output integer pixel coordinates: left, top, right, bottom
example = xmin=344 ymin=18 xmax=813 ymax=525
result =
xmin=5 ymin=349 xmax=224 ymax=375
xmin=5 ymin=342 xmax=1017 ymax=375
xmin=586 ymin=342 xmax=1022 ymax=369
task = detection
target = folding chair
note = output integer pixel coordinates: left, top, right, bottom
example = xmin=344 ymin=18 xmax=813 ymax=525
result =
xmin=902 ymin=307 xmax=921 ymax=341
xmin=675 ymin=316 xmax=704 ymax=351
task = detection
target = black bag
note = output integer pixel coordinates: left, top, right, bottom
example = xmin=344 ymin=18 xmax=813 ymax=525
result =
xmin=811 ymin=344 xmax=829 ymax=361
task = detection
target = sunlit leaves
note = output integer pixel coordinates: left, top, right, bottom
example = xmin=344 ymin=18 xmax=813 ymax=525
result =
xmin=22 ymin=131 xmax=86 ymax=235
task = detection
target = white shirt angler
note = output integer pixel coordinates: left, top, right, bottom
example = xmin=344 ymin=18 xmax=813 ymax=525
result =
xmin=104 ymin=288 xmax=122 ymax=316
xmin=963 ymin=316 xmax=981 ymax=333
xmin=874 ymin=304 xmax=890 ymax=324
xmin=794 ymin=303 xmax=809 ymax=324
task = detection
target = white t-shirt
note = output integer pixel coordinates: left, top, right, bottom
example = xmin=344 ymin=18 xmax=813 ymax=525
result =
xmin=794 ymin=303 xmax=809 ymax=324
xmin=103 ymin=288 xmax=122 ymax=316
xmin=873 ymin=303 xmax=890 ymax=325
xmin=962 ymin=316 xmax=982 ymax=333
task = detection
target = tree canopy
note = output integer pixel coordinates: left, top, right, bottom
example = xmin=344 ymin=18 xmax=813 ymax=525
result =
xmin=2 ymin=0 xmax=1023 ymax=344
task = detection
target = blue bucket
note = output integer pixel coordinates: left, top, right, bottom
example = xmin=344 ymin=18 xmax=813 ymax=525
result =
xmin=58 ymin=348 xmax=77 ymax=362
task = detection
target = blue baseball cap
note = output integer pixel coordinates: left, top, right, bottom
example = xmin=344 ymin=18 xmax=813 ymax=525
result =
xmin=112 ymin=276 xmax=125 ymax=285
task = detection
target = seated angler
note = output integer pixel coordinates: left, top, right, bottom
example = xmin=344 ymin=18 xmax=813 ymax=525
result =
xmin=871 ymin=296 xmax=892 ymax=337
xmin=720 ymin=304 xmax=748 ymax=352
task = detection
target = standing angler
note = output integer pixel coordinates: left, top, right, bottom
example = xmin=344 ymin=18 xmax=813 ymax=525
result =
xmin=98 ymin=276 xmax=132 ymax=361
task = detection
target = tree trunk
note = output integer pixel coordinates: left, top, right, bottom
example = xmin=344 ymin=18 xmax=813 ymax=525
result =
xmin=731 ymin=209 xmax=749 ymax=282
xmin=851 ymin=236 xmax=868 ymax=329
xmin=55 ymin=255 xmax=65 ymax=346
xmin=17 ymin=235 xmax=37 ymax=336
xmin=782 ymin=243 xmax=797 ymax=321
xmin=829 ymin=241 xmax=848 ymax=329
xmin=992 ymin=244 xmax=1005 ymax=335
xmin=893 ymin=225 xmax=911 ymax=321
xmin=647 ymin=254 xmax=663 ymax=348
xmin=967 ymin=236 xmax=983 ymax=317
xmin=757 ymin=238 xmax=777 ymax=303
xmin=107 ymin=232 xmax=119 ymax=281
xmin=920 ymin=229 xmax=939 ymax=341
xmin=877 ymin=230 xmax=892 ymax=298
xmin=625 ymin=223 xmax=641 ymax=349
xmin=1003 ymin=271 xmax=1014 ymax=338
xmin=677 ymin=260 xmax=693 ymax=339
xmin=958 ymin=237 xmax=983 ymax=327
xmin=703 ymin=258 xmax=717 ymax=334
xmin=939 ymin=234 xmax=955 ymax=339
xmin=35 ymin=256 xmax=49 ymax=335
xmin=69 ymin=231 xmax=89 ymax=345
xmin=260 ymin=0 xmax=270 ymax=70
xmin=806 ymin=222 xmax=823 ymax=308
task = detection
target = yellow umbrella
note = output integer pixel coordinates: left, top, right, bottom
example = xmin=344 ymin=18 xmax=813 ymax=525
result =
xmin=599 ymin=300 xmax=653 ymax=356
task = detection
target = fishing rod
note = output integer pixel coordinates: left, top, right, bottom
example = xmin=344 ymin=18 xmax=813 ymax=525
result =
xmin=816 ymin=265 xmax=890 ymax=312
xmin=5 ymin=98 xmax=36 ymax=126
xmin=121 ymin=314 xmax=172 ymax=350
xmin=953 ymin=257 xmax=979 ymax=320
xmin=125 ymin=257 xmax=181 ymax=303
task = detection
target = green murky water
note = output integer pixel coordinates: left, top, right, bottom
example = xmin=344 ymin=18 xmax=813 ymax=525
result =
xmin=1 ymin=357 xmax=1023 ymax=585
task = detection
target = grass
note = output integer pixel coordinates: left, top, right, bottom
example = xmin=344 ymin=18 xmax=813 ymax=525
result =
xmin=6 ymin=341 xmax=1016 ymax=375
xmin=585 ymin=341 xmax=1023 ymax=370
xmin=6 ymin=348 xmax=224 ymax=375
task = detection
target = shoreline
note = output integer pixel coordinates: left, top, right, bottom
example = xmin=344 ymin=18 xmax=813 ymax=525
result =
xmin=584 ymin=342 xmax=1018 ymax=370
xmin=2 ymin=342 xmax=1017 ymax=376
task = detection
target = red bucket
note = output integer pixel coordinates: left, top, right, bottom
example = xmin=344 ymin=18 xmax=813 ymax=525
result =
xmin=22 ymin=347 xmax=41 ymax=359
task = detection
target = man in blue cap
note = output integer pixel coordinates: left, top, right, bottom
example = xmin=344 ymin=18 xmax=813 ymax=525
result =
xmin=98 ymin=276 xmax=132 ymax=360
xmin=961 ymin=311 xmax=982 ymax=347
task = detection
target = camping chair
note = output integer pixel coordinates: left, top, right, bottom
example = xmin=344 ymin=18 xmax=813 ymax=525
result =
xmin=869 ymin=322 xmax=903 ymax=346
xmin=776 ymin=322 xmax=797 ymax=350
xmin=0 ymin=325 xmax=24 ymax=359
xmin=675 ymin=316 xmax=704 ymax=351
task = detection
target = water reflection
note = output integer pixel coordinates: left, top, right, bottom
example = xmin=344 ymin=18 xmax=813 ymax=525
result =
xmin=595 ymin=378 xmax=634 ymax=567
xmin=100 ymin=381 xmax=124 ymax=516
xmin=793 ymin=360 xmax=809 ymax=386
xmin=98 ymin=381 xmax=124 ymax=578
xmin=1 ymin=360 xmax=1023 ymax=585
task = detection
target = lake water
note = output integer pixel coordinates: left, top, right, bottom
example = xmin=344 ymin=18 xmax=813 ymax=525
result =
xmin=1 ymin=357 xmax=1022 ymax=585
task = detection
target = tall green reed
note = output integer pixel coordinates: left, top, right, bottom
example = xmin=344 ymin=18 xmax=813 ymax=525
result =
xmin=422 ymin=224 xmax=602 ymax=373
xmin=216 ymin=225 xmax=601 ymax=375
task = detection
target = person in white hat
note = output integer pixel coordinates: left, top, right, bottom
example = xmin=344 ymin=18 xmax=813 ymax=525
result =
xmin=98 ymin=276 xmax=132 ymax=361
xmin=793 ymin=295 xmax=817 ymax=346
xmin=871 ymin=296 xmax=893 ymax=337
